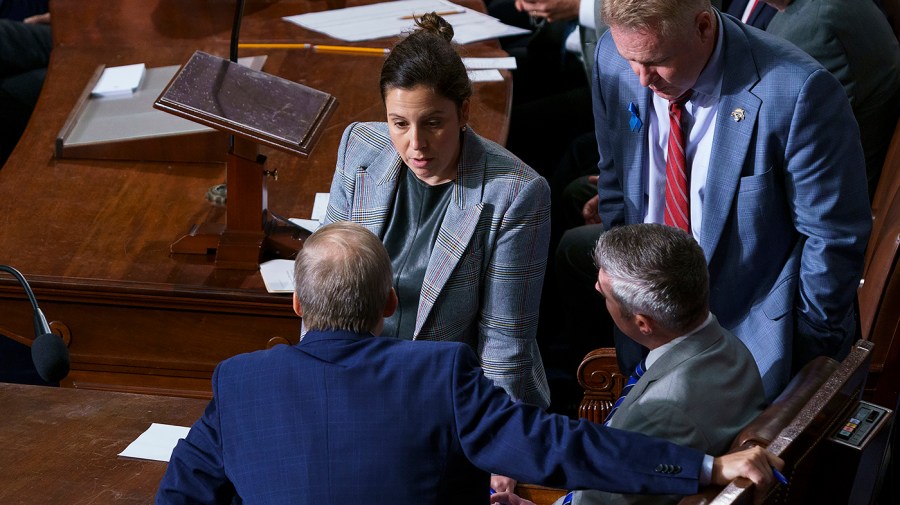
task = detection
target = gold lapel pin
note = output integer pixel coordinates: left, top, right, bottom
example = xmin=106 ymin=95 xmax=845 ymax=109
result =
xmin=731 ymin=108 xmax=746 ymax=122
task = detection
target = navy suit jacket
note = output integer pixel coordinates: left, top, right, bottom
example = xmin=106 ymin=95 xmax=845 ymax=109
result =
xmin=593 ymin=12 xmax=871 ymax=399
xmin=157 ymin=330 xmax=704 ymax=504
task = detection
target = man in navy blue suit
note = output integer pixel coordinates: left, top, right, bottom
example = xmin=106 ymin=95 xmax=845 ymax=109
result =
xmin=156 ymin=222 xmax=781 ymax=504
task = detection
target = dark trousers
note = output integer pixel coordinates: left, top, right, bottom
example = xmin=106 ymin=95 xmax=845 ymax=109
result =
xmin=0 ymin=19 xmax=51 ymax=166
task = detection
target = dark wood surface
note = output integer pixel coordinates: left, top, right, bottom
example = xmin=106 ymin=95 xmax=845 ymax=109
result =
xmin=0 ymin=382 xmax=208 ymax=503
xmin=0 ymin=0 xmax=512 ymax=396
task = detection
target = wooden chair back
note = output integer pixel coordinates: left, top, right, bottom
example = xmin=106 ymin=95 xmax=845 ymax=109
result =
xmin=576 ymin=347 xmax=627 ymax=423
xmin=858 ymin=115 xmax=900 ymax=409
xmin=678 ymin=340 xmax=884 ymax=505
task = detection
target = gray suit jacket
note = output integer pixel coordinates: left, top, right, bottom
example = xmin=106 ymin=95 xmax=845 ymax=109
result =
xmin=766 ymin=0 xmax=900 ymax=196
xmin=559 ymin=316 xmax=767 ymax=505
xmin=323 ymin=122 xmax=551 ymax=408
xmin=593 ymin=11 xmax=871 ymax=399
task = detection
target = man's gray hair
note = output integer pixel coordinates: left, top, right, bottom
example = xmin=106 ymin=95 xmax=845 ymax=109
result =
xmin=593 ymin=223 xmax=709 ymax=333
xmin=294 ymin=221 xmax=393 ymax=334
xmin=602 ymin=0 xmax=713 ymax=37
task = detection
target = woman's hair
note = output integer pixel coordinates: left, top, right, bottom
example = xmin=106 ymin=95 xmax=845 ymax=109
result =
xmin=379 ymin=12 xmax=472 ymax=107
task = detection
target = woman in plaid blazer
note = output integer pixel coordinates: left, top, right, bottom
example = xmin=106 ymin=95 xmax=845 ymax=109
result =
xmin=322 ymin=14 xmax=551 ymax=412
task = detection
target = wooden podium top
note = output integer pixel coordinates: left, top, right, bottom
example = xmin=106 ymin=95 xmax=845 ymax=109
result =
xmin=0 ymin=0 xmax=513 ymax=396
xmin=0 ymin=382 xmax=208 ymax=502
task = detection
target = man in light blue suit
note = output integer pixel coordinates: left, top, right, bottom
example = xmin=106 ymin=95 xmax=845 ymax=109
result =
xmin=156 ymin=222 xmax=782 ymax=504
xmin=561 ymin=0 xmax=871 ymax=400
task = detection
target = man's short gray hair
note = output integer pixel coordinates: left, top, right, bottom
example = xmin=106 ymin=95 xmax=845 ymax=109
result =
xmin=294 ymin=221 xmax=393 ymax=334
xmin=602 ymin=0 xmax=712 ymax=37
xmin=593 ymin=223 xmax=709 ymax=333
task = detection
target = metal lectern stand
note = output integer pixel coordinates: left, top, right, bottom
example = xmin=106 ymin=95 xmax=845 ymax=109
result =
xmin=154 ymin=50 xmax=338 ymax=269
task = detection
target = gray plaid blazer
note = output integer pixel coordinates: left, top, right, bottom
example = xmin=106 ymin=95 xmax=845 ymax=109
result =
xmin=323 ymin=122 xmax=551 ymax=408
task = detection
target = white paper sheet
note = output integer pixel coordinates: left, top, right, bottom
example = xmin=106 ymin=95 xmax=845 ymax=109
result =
xmin=289 ymin=218 xmax=322 ymax=233
xmin=462 ymin=57 xmax=517 ymax=70
xmin=260 ymin=259 xmax=296 ymax=293
xmin=92 ymin=63 xmax=146 ymax=98
xmin=311 ymin=193 xmax=330 ymax=222
xmin=118 ymin=423 xmax=190 ymax=462
xmin=467 ymin=69 xmax=504 ymax=82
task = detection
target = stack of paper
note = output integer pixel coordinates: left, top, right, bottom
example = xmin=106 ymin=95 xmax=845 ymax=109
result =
xmin=463 ymin=56 xmax=517 ymax=82
xmin=92 ymin=63 xmax=146 ymax=98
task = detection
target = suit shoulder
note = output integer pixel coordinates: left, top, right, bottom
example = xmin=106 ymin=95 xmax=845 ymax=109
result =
xmin=596 ymin=29 xmax=631 ymax=72
xmin=728 ymin=16 xmax=825 ymax=81
xmin=375 ymin=338 xmax=476 ymax=373
xmin=213 ymin=345 xmax=297 ymax=382
xmin=468 ymin=133 xmax=547 ymax=190
xmin=341 ymin=121 xmax=392 ymax=160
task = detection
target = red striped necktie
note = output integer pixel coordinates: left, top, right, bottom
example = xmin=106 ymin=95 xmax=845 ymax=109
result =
xmin=664 ymin=92 xmax=692 ymax=233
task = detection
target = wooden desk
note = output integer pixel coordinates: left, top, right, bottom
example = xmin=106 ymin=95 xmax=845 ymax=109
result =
xmin=0 ymin=382 xmax=208 ymax=503
xmin=0 ymin=0 xmax=512 ymax=397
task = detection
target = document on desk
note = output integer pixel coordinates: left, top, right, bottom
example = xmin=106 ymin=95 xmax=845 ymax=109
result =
xmin=260 ymin=259 xmax=296 ymax=293
xmin=464 ymin=57 xmax=513 ymax=81
xmin=462 ymin=57 xmax=517 ymax=70
xmin=118 ymin=423 xmax=191 ymax=462
xmin=467 ymin=69 xmax=504 ymax=82
xmin=283 ymin=0 xmax=529 ymax=44
xmin=92 ymin=63 xmax=146 ymax=98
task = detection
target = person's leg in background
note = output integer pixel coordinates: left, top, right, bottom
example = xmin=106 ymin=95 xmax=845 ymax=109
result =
xmin=0 ymin=19 xmax=52 ymax=167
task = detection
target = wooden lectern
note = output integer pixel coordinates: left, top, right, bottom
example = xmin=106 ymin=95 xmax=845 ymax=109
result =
xmin=154 ymin=51 xmax=337 ymax=269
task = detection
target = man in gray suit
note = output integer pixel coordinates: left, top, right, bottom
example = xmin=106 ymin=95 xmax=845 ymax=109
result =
xmin=493 ymin=223 xmax=767 ymax=505
xmin=555 ymin=223 xmax=767 ymax=505
xmin=762 ymin=0 xmax=900 ymax=199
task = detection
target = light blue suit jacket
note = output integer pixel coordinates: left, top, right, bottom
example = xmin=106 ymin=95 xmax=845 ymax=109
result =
xmin=593 ymin=12 xmax=871 ymax=399
xmin=323 ymin=122 xmax=551 ymax=408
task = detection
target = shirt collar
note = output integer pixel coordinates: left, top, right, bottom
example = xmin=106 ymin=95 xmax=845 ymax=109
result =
xmin=691 ymin=10 xmax=726 ymax=103
xmin=645 ymin=312 xmax=715 ymax=369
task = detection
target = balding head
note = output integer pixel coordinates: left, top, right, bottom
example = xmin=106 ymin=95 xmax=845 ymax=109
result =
xmin=293 ymin=222 xmax=394 ymax=334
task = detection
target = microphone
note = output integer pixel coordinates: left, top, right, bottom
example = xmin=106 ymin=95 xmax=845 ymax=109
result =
xmin=230 ymin=0 xmax=246 ymax=63
xmin=0 ymin=266 xmax=70 ymax=383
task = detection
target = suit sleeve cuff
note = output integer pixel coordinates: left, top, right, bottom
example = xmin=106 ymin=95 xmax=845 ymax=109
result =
xmin=700 ymin=454 xmax=714 ymax=486
xmin=579 ymin=0 xmax=596 ymax=29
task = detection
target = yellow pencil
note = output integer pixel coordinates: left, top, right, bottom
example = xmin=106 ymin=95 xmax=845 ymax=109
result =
xmin=238 ymin=43 xmax=312 ymax=49
xmin=312 ymin=45 xmax=391 ymax=55
xmin=399 ymin=9 xmax=466 ymax=20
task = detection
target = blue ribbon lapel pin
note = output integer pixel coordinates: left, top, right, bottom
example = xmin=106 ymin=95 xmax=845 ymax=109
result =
xmin=628 ymin=102 xmax=642 ymax=132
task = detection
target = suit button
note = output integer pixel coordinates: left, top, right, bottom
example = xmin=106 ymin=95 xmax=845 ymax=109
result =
xmin=654 ymin=464 xmax=683 ymax=474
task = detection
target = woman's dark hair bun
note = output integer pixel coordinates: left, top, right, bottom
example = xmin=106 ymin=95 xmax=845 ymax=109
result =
xmin=416 ymin=12 xmax=454 ymax=42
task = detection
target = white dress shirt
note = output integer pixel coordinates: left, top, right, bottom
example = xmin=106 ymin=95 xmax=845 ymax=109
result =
xmin=643 ymin=13 xmax=726 ymax=240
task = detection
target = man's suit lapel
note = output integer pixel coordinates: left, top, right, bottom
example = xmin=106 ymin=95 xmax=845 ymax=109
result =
xmin=700 ymin=16 xmax=762 ymax=261
xmin=626 ymin=83 xmax=652 ymax=221
xmin=350 ymin=145 xmax=403 ymax=238
xmin=414 ymin=130 xmax=485 ymax=337
xmin=613 ymin=321 xmax=724 ymax=416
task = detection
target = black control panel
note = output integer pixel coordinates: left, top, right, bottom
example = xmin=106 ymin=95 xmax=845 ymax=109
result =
xmin=830 ymin=401 xmax=891 ymax=448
